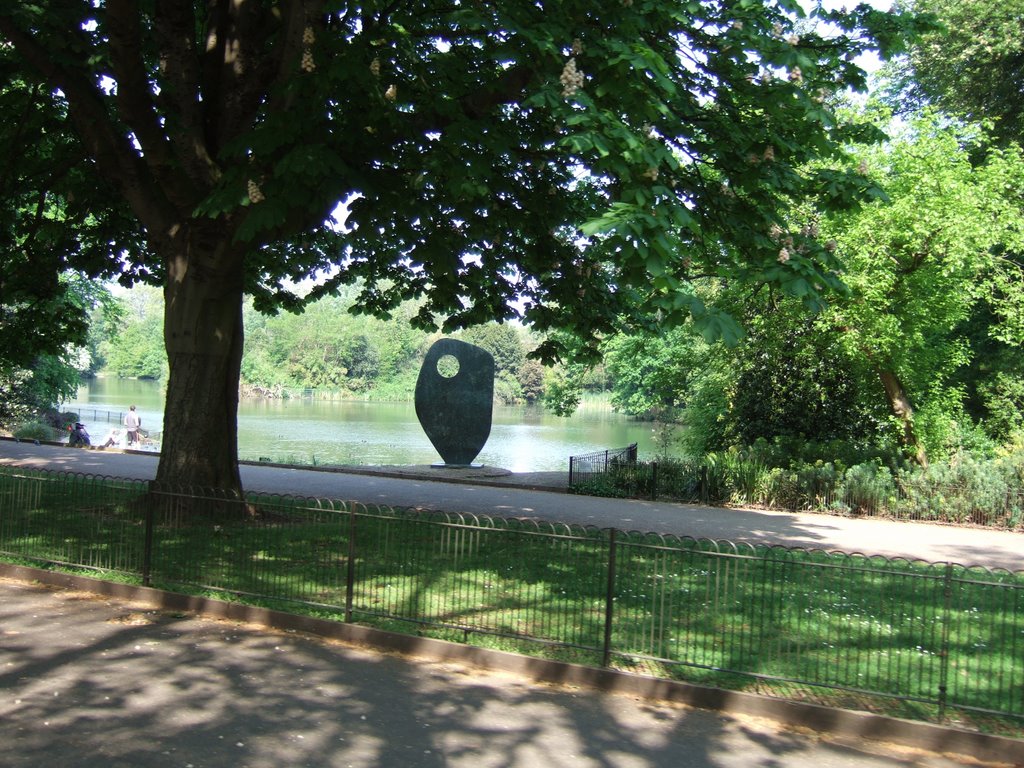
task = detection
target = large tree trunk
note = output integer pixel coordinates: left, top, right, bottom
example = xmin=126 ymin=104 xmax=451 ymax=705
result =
xmin=878 ymin=368 xmax=929 ymax=468
xmin=154 ymin=224 xmax=245 ymax=496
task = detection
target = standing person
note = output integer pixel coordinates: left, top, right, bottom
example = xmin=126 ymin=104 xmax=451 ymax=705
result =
xmin=124 ymin=405 xmax=141 ymax=446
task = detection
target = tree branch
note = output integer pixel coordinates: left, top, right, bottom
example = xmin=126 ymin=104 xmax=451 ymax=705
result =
xmin=458 ymin=64 xmax=536 ymax=120
xmin=107 ymin=0 xmax=200 ymax=209
xmin=153 ymin=0 xmax=220 ymax=189
xmin=0 ymin=14 xmax=170 ymax=237
xmin=201 ymin=0 xmax=289 ymax=156
xmin=263 ymin=0 xmax=321 ymax=118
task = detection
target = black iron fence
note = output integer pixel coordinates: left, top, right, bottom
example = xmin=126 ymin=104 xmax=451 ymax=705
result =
xmin=66 ymin=405 xmax=133 ymax=425
xmin=568 ymin=444 xmax=638 ymax=487
xmin=1 ymin=465 xmax=1022 ymax=731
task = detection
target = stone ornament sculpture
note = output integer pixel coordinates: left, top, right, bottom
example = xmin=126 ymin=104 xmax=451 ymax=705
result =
xmin=415 ymin=338 xmax=494 ymax=467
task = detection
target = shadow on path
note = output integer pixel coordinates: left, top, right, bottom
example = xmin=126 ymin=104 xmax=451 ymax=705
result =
xmin=0 ymin=579 xmax=969 ymax=768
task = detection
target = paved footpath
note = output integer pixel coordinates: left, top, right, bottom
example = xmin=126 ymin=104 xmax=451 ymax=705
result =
xmin=0 ymin=578 xmax=998 ymax=768
xmin=1 ymin=441 xmax=1021 ymax=571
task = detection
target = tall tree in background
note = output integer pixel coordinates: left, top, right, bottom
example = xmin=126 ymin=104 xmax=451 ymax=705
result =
xmin=806 ymin=114 xmax=1024 ymax=465
xmin=599 ymin=114 xmax=1024 ymax=466
xmin=103 ymin=286 xmax=167 ymax=380
xmin=894 ymin=0 xmax=1023 ymax=145
xmin=892 ymin=0 xmax=1024 ymax=446
xmin=0 ymin=2 xmax=924 ymax=496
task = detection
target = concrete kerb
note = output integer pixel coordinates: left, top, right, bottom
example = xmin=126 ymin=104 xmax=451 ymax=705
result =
xmin=236 ymin=456 xmax=573 ymax=493
xmin=3 ymin=562 xmax=1020 ymax=765
xmin=0 ymin=435 xmax=158 ymax=459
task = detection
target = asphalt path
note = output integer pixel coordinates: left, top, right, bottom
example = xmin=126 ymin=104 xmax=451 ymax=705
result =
xmin=1 ymin=578 xmax=984 ymax=768
xmin=1 ymin=441 xmax=1022 ymax=571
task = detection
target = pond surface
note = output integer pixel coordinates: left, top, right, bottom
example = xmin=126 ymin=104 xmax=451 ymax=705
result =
xmin=66 ymin=378 xmax=656 ymax=472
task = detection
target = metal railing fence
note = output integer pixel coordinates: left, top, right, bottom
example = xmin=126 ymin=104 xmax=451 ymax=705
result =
xmin=65 ymin=406 xmax=131 ymax=425
xmin=0 ymin=466 xmax=1021 ymax=730
xmin=568 ymin=443 xmax=638 ymax=487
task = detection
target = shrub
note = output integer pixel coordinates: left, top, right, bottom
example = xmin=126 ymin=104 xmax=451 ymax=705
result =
xmin=896 ymin=454 xmax=1018 ymax=526
xmin=701 ymin=453 xmax=733 ymax=504
xmin=13 ymin=421 xmax=54 ymax=442
xmin=647 ymin=458 xmax=704 ymax=502
xmin=750 ymin=462 xmax=841 ymax=511
xmin=606 ymin=460 xmax=656 ymax=498
xmin=573 ymin=438 xmax=1024 ymax=529
xmin=724 ymin=447 xmax=771 ymax=505
xmin=43 ymin=409 xmax=77 ymax=429
xmin=761 ymin=467 xmax=801 ymax=510
xmin=838 ymin=461 xmax=896 ymax=515
xmin=569 ymin=477 xmax=629 ymax=498
xmin=794 ymin=461 xmax=841 ymax=510
xmin=996 ymin=431 xmax=1024 ymax=484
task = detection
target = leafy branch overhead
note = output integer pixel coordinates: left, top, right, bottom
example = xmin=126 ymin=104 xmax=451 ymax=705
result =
xmin=1 ymin=2 xmax=930 ymax=351
xmin=0 ymin=1 xmax=931 ymax=492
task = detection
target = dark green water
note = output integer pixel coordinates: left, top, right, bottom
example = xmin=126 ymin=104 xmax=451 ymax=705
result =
xmin=67 ymin=378 xmax=656 ymax=472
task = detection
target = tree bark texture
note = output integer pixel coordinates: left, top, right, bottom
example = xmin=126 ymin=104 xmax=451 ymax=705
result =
xmin=153 ymin=220 xmax=246 ymax=493
xmin=878 ymin=368 xmax=929 ymax=468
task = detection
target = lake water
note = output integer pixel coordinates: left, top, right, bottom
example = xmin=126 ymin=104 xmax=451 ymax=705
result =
xmin=66 ymin=378 xmax=656 ymax=472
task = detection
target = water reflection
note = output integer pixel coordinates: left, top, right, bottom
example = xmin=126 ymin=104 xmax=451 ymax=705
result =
xmin=68 ymin=379 xmax=655 ymax=471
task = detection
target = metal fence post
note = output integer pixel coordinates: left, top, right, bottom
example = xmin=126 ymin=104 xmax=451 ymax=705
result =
xmin=651 ymin=462 xmax=658 ymax=500
xmin=938 ymin=563 xmax=954 ymax=721
xmin=569 ymin=455 xmax=574 ymax=486
xmin=344 ymin=502 xmax=357 ymax=623
xmin=602 ymin=528 xmax=618 ymax=667
xmin=141 ymin=493 xmax=154 ymax=587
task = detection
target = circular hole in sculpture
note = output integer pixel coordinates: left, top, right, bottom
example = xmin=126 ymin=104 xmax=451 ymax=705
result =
xmin=436 ymin=354 xmax=460 ymax=379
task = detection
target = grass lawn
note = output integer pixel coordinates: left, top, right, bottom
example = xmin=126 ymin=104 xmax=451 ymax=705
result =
xmin=1 ymin=468 xmax=1022 ymax=735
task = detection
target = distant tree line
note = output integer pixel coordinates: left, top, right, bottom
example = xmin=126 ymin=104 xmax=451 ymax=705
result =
xmin=93 ymin=285 xmax=610 ymax=407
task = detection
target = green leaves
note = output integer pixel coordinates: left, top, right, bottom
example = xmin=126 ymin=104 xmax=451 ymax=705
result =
xmin=694 ymin=310 xmax=745 ymax=347
xmin=1 ymin=0 xmax=924 ymax=383
xmin=817 ymin=112 xmax=1024 ymax=453
xmin=906 ymin=0 xmax=1024 ymax=146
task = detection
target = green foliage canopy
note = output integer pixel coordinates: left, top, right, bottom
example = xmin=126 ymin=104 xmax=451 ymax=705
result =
xmin=820 ymin=113 xmax=1024 ymax=460
xmin=901 ymin=0 xmax=1024 ymax=145
xmin=0 ymin=2 xmax=926 ymax=346
xmin=598 ymin=112 xmax=1024 ymax=465
xmin=102 ymin=286 xmax=167 ymax=380
xmin=0 ymin=51 xmax=131 ymax=418
xmin=0 ymin=1 xmax=927 ymax=491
